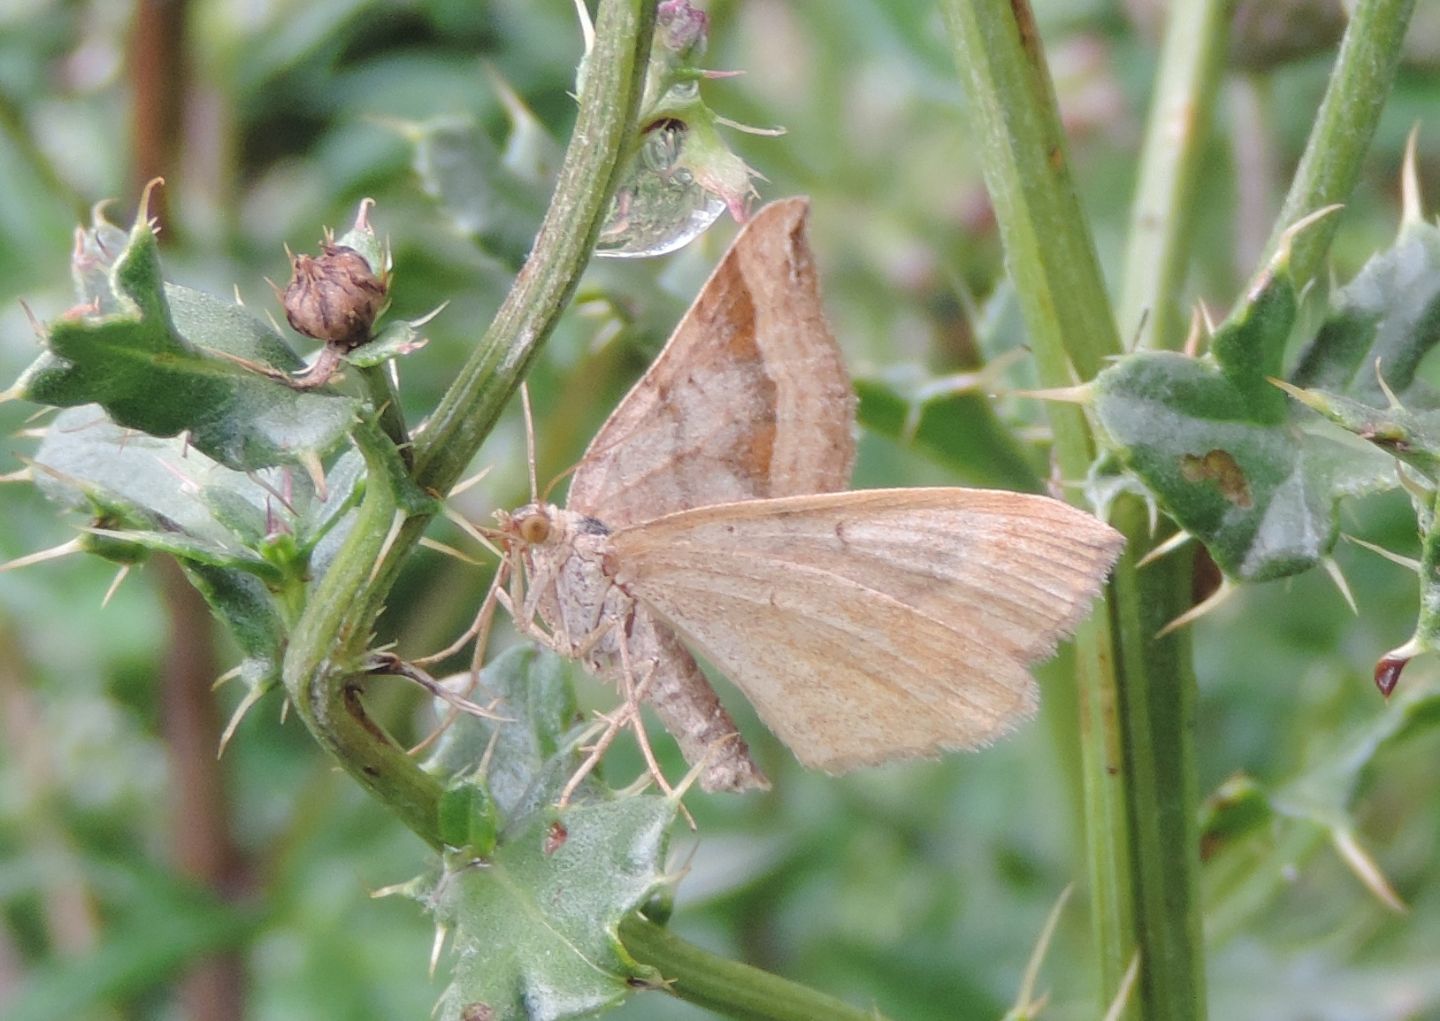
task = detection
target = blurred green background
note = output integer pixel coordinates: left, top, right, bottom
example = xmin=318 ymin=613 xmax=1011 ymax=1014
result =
xmin=4 ymin=2 xmax=1440 ymax=1019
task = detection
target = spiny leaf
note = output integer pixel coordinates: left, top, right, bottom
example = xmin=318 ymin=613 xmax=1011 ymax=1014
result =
xmin=416 ymin=647 xmax=676 ymax=1021
xmin=1092 ymin=229 xmax=1393 ymax=581
xmin=9 ymin=193 xmax=356 ymax=471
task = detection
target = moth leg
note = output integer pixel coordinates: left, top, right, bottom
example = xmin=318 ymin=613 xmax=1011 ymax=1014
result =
xmin=618 ymin=638 xmax=674 ymax=798
xmin=556 ymin=626 xmax=661 ymax=807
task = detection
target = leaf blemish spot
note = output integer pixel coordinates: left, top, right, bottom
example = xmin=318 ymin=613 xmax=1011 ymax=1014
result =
xmin=1179 ymin=450 xmax=1253 ymax=509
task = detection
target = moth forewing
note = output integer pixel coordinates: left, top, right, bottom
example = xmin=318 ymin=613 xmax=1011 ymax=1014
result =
xmin=610 ymin=488 xmax=1124 ymax=772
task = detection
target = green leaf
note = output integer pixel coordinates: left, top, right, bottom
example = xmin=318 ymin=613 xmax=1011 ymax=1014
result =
xmin=420 ymin=647 xmax=677 ymax=1021
xmin=9 ymin=192 xmax=357 ymax=470
xmin=409 ymin=114 xmax=555 ymax=270
xmin=1290 ymin=218 xmax=1440 ymax=408
xmin=1092 ymin=237 xmax=1393 ymax=580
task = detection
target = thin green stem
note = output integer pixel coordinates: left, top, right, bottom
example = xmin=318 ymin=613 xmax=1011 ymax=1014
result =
xmin=940 ymin=2 xmax=1203 ymax=1018
xmin=358 ymin=363 xmax=411 ymax=466
xmin=281 ymin=0 xmax=658 ymax=850
xmin=618 ymin=915 xmax=894 ymax=1021
xmin=1267 ymin=0 xmax=1416 ymax=286
xmin=1119 ymin=0 xmax=1232 ymax=350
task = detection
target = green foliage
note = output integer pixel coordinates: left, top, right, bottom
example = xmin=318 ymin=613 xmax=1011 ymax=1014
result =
xmin=4 ymin=3 xmax=1440 ymax=1021
xmin=9 ymin=193 xmax=358 ymax=472
xmin=418 ymin=647 xmax=677 ymax=1021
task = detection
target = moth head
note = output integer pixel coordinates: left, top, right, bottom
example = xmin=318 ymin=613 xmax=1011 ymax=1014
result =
xmin=501 ymin=504 xmax=554 ymax=546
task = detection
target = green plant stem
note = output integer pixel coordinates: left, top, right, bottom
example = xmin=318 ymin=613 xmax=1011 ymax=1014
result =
xmin=281 ymin=0 xmax=658 ymax=849
xmin=618 ymin=915 xmax=893 ymax=1021
xmin=940 ymin=3 xmax=1204 ymax=1018
xmin=1266 ymin=0 xmax=1416 ymax=286
xmin=358 ymin=363 xmax=411 ymax=465
xmin=1118 ymin=0 xmax=1231 ymax=350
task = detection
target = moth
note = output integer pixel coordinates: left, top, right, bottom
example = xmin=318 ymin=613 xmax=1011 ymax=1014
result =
xmin=494 ymin=198 xmax=1123 ymax=795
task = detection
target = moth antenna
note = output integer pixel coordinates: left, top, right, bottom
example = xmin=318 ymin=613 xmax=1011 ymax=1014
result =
xmin=101 ymin=564 xmax=131 ymax=607
xmin=218 ymin=684 xmax=269 ymax=756
xmin=1156 ymin=579 xmax=1234 ymax=638
xmin=1332 ymin=827 xmax=1407 ymax=913
xmin=541 ymin=458 xmax=586 ymax=503
xmin=1342 ymin=533 xmax=1420 ymax=572
xmin=521 ymin=382 xmax=538 ymax=502
xmin=1007 ymin=883 xmax=1074 ymax=1020
xmin=1322 ymin=556 xmax=1358 ymax=615
xmin=1137 ymin=529 xmax=1192 ymax=568
xmin=1102 ymin=954 xmax=1142 ymax=1021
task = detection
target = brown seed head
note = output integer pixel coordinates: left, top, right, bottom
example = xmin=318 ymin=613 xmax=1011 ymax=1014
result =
xmin=282 ymin=243 xmax=386 ymax=349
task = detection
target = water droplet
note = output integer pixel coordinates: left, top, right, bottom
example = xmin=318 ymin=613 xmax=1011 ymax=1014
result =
xmin=595 ymin=120 xmax=726 ymax=259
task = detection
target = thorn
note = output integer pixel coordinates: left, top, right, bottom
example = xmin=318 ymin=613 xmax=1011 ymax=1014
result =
xmin=353 ymin=197 xmax=376 ymax=233
xmin=1332 ymin=827 xmax=1407 ymax=913
xmin=419 ymin=536 xmax=485 ymax=566
xmin=1342 ymin=533 xmax=1420 ymax=573
xmin=1126 ymin=307 xmax=1151 ymax=353
xmin=137 ymin=177 xmax=166 ymax=228
xmin=429 ymin=923 xmax=448 ymax=978
xmin=1006 ymin=884 xmax=1074 ymax=1020
xmin=100 ymin=564 xmax=131 ymax=607
xmin=1197 ymin=299 xmax=1217 ymax=338
xmin=1321 ymin=557 xmax=1358 ymax=615
xmin=0 ymin=537 xmax=84 ymax=573
xmin=1182 ymin=305 xmax=1207 ymax=358
xmin=440 ymin=505 xmax=503 ymax=559
xmin=1102 ymin=954 xmax=1142 ymax=1021
xmin=369 ymin=511 xmax=407 ymax=587
xmin=1276 ymin=204 xmax=1345 ymax=258
xmin=1011 ymin=383 xmax=1094 ymax=405
xmin=297 ymin=450 xmax=326 ymax=502
xmin=233 ymin=284 xmax=245 ymax=306
xmin=218 ymin=684 xmax=268 ymax=756
xmin=1373 ymin=357 xmax=1402 ymax=410
xmin=449 ymin=463 xmax=495 ymax=499
xmin=572 ymin=0 xmax=595 ymax=54
xmin=1157 ymin=579 xmax=1234 ymax=638
xmin=280 ymin=697 xmax=291 ymax=724
xmin=1138 ymin=530 xmax=1193 ymax=568
xmin=211 ymin=664 xmax=243 ymax=691
xmin=1401 ymin=124 xmax=1423 ymax=226
xmin=1267 ymin=376 xmax=1325 ymax=411
xmin=713 ymin=114 xmax=786 ymax=137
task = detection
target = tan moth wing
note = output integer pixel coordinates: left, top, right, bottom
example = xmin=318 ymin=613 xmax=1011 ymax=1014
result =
xmin=566 ymin=197 xmax=856 ymax=527
xmin=555 ymin=197 xmax=855 ymax=791
xmin=610 ymin=488 xmax=1125 ymax=772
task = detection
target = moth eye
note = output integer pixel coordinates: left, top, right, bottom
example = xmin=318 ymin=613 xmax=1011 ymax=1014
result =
xmin=519 ymin=515 xmax=551 ymax=544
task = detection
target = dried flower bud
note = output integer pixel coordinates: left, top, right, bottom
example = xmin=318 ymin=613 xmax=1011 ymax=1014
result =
xmin=282 ymin=244 xmax=386 ymax=349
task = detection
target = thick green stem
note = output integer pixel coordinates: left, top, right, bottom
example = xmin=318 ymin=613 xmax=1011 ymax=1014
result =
xmin=1119 ymin=0 xmax=1232 ymax=350
xmin=281 ymin=0 xmax=658 ymax=849
xmin=1267 ymin=0 xmax=1416 ymax=285
xmin=940 ymin=2 xmax=1203 ymax=1018
xmin=618 ymin=915 xmax=894 ymax=1021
